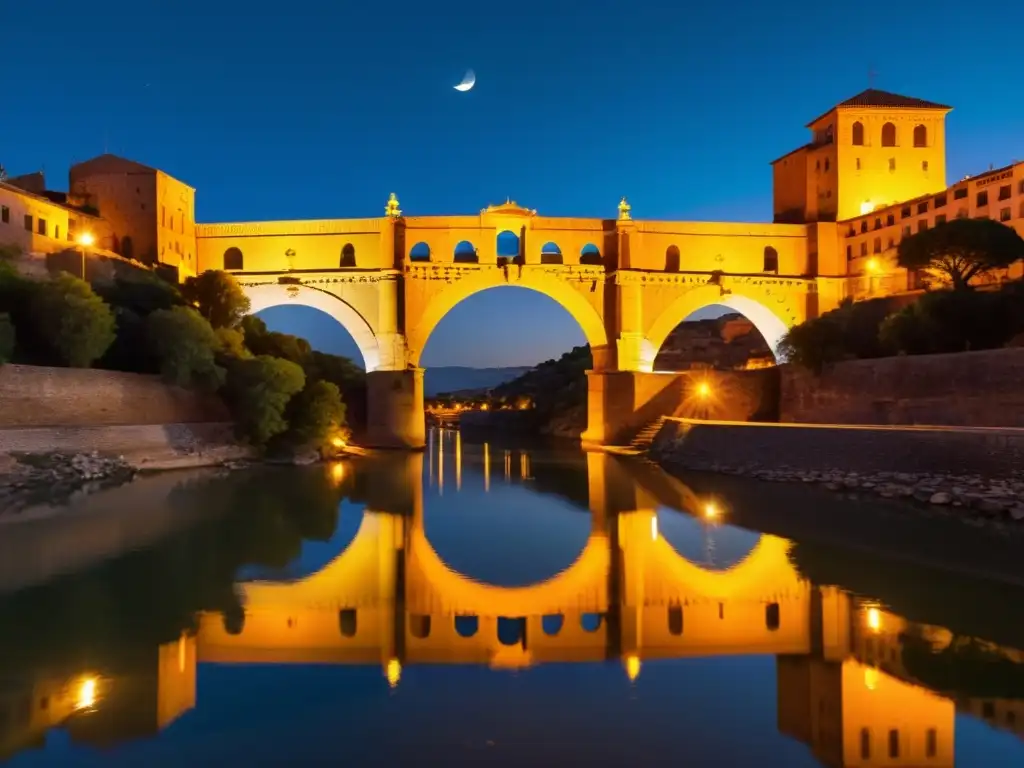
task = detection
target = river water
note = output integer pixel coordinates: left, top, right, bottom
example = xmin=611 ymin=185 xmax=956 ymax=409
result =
xmin=2 ymin=428 xmax=1024 ymax=766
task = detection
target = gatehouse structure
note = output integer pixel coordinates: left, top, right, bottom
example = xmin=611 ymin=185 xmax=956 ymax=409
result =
xmin=5 ymin=89 xmax=1024 ymax=448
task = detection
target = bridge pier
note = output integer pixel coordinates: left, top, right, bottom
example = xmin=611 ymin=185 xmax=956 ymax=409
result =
xmin=366 ymin=368 xmax=426 ymax=450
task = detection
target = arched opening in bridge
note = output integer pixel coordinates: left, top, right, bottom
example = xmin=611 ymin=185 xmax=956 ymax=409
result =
xmin=651 ymin=302 xmax=776 ymax=375
xmin=409 ymin=241 xmax=431 ymax=262
xmin=418 ymin=282 xmax=606 ymax=447
xmin=454 ymin=615 xmax=479 ymax=638
xmin=540 ymin=242 xmax=562 ymax=265
xmin=454 ymin=240 xmax=478 ymax=264
xmin=580 ymin=243 xmax=601 ymax=266
xmin=340 ymin=243 xmax=356 ymax=267
xmin=244 ymin=284 xmax=376 ymax=436
xmin=496 ymin=230 xmax=520 ymax=262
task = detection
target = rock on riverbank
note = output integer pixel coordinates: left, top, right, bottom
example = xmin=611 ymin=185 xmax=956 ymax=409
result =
xmin=651 ymin=445 xmax=1024 ymax=524
xmin=0 ymin=451 xmax=136 ymax=516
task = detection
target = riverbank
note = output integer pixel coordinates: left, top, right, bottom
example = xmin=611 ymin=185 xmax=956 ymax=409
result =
xmin=650 ymin=417 xmax=1024 ymax=527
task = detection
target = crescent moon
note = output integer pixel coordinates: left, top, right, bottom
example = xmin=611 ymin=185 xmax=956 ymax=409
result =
xmin=454 ymin=69 xmax=476 ymax=92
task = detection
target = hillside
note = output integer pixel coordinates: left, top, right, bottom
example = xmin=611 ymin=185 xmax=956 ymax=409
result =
xmin=424 ymin=366 xmax=531 ymax=397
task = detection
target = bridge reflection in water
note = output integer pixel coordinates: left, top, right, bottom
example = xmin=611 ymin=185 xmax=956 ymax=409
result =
xmin=4 ymin=442 xmax=1024 ymax=766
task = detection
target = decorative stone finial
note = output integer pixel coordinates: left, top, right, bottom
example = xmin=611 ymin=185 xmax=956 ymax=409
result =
xmin=385 ymin=193 xmax=402 ymax=218
xmin=618 ymin=196 xmax=632 ymax=221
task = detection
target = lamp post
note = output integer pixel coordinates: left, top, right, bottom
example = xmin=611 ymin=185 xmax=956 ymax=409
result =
xmin=77 ymin=232 xmax=95 ymax=280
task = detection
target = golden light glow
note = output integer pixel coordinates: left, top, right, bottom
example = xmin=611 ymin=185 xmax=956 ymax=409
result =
xmin=386 ymin=658 xmax=401 ymax=688
xmin=331 ymin=462 xmax=345 ymax=484
xmin=696 ymin=381 xmax=712 ymax=399
xmin=704 ymin=501 xmax=719 ymax=520
xmin=77 ymin=232 xmax=95 ymax=247
xmin=331 ymin=436 xmax=346 ymax=448
xmin=866 ymin=606 xmax=882 ymax=633
xmin=483 ymin=442 xmax=490 ymax=492
xmin=76 ymin=676 xmax=98 ymax=710
xmin=650 ymin=515 xmax=658 ymax=541
xmin=864 ymin=666 xmax=880 ymax=691
xmin=859 ymin=200 xmax=874 ymax=215
xmin=866 ymin=257 xmax=881 ymax=274
xmin=480 ymin=403 xmax=489 ymax=411
xmin=625 ymin=654 xmax=641 ymax=682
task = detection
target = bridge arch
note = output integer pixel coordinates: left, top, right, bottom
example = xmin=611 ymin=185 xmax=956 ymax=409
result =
xmin=242 ymin=282 xmax=381 ymax=372
xmin=406 ymin=269 xmax=609 ymax=367
xmin=644 ymin=284 xmax=793 ymax=366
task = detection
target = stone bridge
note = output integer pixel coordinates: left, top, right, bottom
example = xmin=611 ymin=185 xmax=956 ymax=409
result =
xmin=195 ymin=201 xmax=847 ymax=447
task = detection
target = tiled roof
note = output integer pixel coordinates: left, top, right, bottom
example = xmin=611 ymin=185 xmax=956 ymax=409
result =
xmin=806 ymin=89 xmax=952 ymax=126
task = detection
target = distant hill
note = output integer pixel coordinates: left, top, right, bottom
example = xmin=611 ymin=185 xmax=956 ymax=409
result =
xmin=424 ymin=366 xmax=532 ymax=396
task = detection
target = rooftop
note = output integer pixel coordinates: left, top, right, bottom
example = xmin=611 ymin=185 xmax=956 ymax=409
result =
xmin=806 ymin=88 xmax=952 ymax=126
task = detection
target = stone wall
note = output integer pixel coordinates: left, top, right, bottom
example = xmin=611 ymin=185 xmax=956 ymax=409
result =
xmin=652 ymin=419 xmax=1024 ymax=477
xmin=780 ymin=349 xmax=1024 ymax=428
xmin=0 ymin=365 xmax=229 ymax=429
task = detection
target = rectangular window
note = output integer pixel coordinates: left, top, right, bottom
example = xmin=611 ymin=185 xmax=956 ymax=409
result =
xmin=888 ymin=730 xmax=900 ymax=759
xmin=935 ymin=194 xmax=947 ymax=208
xmin=37 ymin=218 xmax=47 ymax=236
xmin=886 ymin=213 xmax=895 ymax=226
xmin=161 ymin=205 xmax=166 ymax=227
xmin=917 ymin=202 xmax=929 ymax=214
xmin=954 ymin=187 xmax=968 ymax=200
xmin=903 ymin=224 xmax=912 ymax=237
xmin=1000 ymin=207 xmax=1012 ymax=222
xmin=0 ymin=205 xmax=8 ymax=224
xmin=847 ymin=226 xmax=856 ymax=237
xmin=874 ymin=218 xmax=882 ymax=230
xmin=887 ymin=237 xmax=894 ymax=248
xmin=860 ymin=242 xmax=868 ymax=257
xmin=860 ymin=221 xmax=868 ymax=234
xmin=926 ymin=729 xmax=938 ymax=758
xmin=1019 ymin=180 xmax=1024 ymax=194
xmin=24 ymin=214 xmax=32 ymax=231
xmin=901 ymin=206 xmax=912 ymax=219
xmin=873 ymin=238 xmax=881 ymax=254
xmin=888 ymin=158 xmax=896 ymax=171
xmin=999 ymin=185 xmax=1012 ymax=201
xmin=846 ymin=244 xmax=852 ymax=260
xmin=977 ymin=190 xmax=989 ymax=207
xmin=918 ymin=220 xmax=928 ymax=233
xmin=54 ymin=224 xmax=60 ymax=240
xmin=935 ymin=214 xmax=946 ymax=226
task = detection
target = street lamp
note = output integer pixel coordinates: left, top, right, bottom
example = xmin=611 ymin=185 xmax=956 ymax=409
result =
xmin=77 ymin=232 xmax=95 ymax=280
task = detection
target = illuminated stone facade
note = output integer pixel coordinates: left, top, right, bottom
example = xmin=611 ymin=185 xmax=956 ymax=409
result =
xmin=4 ymin=88 xmax=1023 ymax=447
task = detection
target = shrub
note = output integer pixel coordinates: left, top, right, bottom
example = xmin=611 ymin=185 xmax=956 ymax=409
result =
xmin=214 ymin=326 xmax=251 ymax=360
xmin=146 ymin=306 xmax=225 ymax=389
xmin=880 ymin=288 xmax=1018 ymax=355
xmin=0 ymin=313 xmax=14 ymax=364
xmin=281 ymin=379 xmax=347 ymax=449
xmin=31 ymin=273 xmax=115 ymax=368
xmin=778 ymin=297 xmax=897 ymax=372
xmin=222 ymin=355 xmax=306 ymax=447
xmin=181 ymin=270 xmax=251 ymax=329
xmin=95 ymin=273 xmax=184 ymax=317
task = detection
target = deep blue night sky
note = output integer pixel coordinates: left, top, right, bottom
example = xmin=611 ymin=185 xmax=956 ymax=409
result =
xmin=4 ymin=0 xmax=1024 ymax=367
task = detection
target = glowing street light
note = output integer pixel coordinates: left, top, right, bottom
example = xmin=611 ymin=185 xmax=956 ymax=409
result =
xmin=696 ymin=381 xmax=711 ymax=399
xmin=76 ymin=232 xmax=95 ymax=280
xmin=704 ymin=501 xmax=720 ymax=520
xmin=866 ymin=257 xmax=882 ymax=274
xmin=76 ymin=676 xmax=98 ymax=710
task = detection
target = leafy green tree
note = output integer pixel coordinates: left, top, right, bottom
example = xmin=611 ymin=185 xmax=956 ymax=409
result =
xmin=223 ymin=355 xmax=306 ymax=447
xmin=778 ymin=297 xmax=895 ymax=372
xmin=897 ymin=218 xmax=1024 ymax=290
xmin=181 ymin=270 xmax=251 ymax=329
xmin=31 ymin=273 xmax=115 ymax=368
xmin=214 ymin=326 xmax=251 ymax=360
xmin=242 ymin=315 xmax=312 ymax=364
xmin=0 ymin=313 xmax=14 ymax=364
xmin=95 ymin=273 xmax=184 ymax=316
xmin=146 ymin=306 xmax=225 ymax=389
xmin=880 ymin=288 xmax=1020 ymax=355
xmin=282 ymin=379 xmax=347 ymax=448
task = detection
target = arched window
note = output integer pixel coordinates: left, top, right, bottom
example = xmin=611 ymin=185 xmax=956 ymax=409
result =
xmin=121 ymin=235 xmax=134 ymax=260
xmin=454 ymin=240 xmax=477 ymax=263
xmin=224 ymin=246 xmax=244 ymax=270
xmin=913 ymin=124 xmax=927 ymax=148
xmin=881 ymin=122 xmax=897 ymax=147
xmin=580 ymin=613 xmax=603 ymax=632
xmin=409 ymin=242 xmax=430 ymax=262
xmin=496 ymin=230 xmax=520 ymax=261
xmin=851 ymin=121 xmax=865 ymax=146
xmin=763 ymin=245 xmax=779 ymax=273
xmin=765 ymin=602 xmax=780 ymax=631
xmin=541 ymin=614 xmax=564 ymax=636
xmin=665 ymin=244 xmax=681 ymax=271
xmin=454 ymin=615 xmax=479 ymax=638
xmin=860 ymin=728 xmax=871 ymax=759
xmin=540 ymin=241 xmax=562 ymax=265
xmin=340 ymin=243 xmax=356 ymax=267
xmin=338 ymin=609 xmax=357 ymax=637
xmin=580 ymin=243 xmax=602 ymax=266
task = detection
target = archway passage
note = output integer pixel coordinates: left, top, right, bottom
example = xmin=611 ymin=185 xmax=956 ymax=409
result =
xmin=651 ymin=302 xmax=775 ymax=373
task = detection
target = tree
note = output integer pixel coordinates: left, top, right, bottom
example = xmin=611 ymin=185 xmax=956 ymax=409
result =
xmin=181 ymin=270 xmax=251 ymax=329
xmin=0 ymin=313 xmax=14 ymax=364
xmin=896 ymin=218 xmax=1024 ymax=290
xmin=282 ymin=379 xmax=347 ymax=449
xmin=32 ymin=273 xmax=115 ymax=368
xmin=214 ymin=326 xmax=251 ymax=360
xmin=95 ymin=273 xmax=184 ymax=317
xmin=222 ymin=355 xmax=306 ymax=447
xmin=146 ymin=306 xmax=225 ymax=389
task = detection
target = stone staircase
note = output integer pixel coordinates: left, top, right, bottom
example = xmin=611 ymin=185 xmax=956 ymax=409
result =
xmin=628 ymin=416 xmax=667 ymax=454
